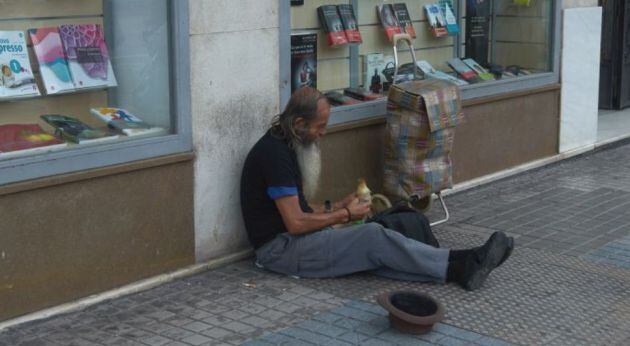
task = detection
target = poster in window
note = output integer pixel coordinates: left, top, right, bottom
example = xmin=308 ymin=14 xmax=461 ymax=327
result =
xmin=465 ymin=0 xmax=491 ymax=66
xmin=290 ymin=33 xmax=317 ymax=93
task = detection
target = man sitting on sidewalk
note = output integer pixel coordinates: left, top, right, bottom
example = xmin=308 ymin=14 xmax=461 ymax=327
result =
xmin=240 ymin=87 xmax=513 ymax=291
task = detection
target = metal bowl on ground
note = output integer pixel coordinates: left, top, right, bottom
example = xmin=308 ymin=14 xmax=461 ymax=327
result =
xmin=376 ymin=290 xmax=445 ymax=334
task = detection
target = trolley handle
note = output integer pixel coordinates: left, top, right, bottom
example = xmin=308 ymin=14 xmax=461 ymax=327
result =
xmin=392 ymin=33 xmax=419 ymax=85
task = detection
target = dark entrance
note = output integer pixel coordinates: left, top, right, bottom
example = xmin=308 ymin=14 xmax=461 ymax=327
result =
xmin=599 ymin=0 xmax=630 ymax=109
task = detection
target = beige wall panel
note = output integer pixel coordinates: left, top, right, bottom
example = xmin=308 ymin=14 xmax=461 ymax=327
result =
xmin=318 ymin=58 xmax=350 ymax=91
xmin=495 ymin=42 xmax=549 ymax=70
xmin=0 ymin=0 xmax=102 ymax=19
xmin=291 ymin=0 xmax=348 ymax=29
xmin=315 ymin=123 xmax=385 ymax=202
xmin=359 ymin=24 xmax=454 ymax=55
xmin=0 ymin=91 xmax=108 ymax=130
xmin=452 ymin=90 xmax=559 ymax=182
xmin=494 ymin=17 xmax=549 ymax=43
xmin=0 ymin=158 xmax=195 ymax=321
xmin=357 ymin=0 xmax=435 ymax=25
xmin=302 ymin=31 xmax=350 ymax=59
xmin=0 ymin=17 xmax=103 ymax=31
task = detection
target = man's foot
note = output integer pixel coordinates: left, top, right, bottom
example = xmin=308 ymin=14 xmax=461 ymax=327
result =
xmin=499 ymin=237 xmax=514 ymax=267
xmin=469 ymin=236 xmax=514 ymax=268
xmin=460 ymin=231 xmax=511 ymax=291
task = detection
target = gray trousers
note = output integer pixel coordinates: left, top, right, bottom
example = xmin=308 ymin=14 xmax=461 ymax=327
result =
xmin=255 ymin=222 xmax=449 ymax=283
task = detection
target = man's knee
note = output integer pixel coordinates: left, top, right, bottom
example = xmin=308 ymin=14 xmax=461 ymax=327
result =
xmin=361 ymin=222 xmax=389 ymax=240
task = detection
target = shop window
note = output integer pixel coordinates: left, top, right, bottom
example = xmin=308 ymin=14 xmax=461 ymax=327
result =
xmin=285 ymin=0 xmax=558 ymax=123
xmin=0 ymin=0 xmax=190 ymax=185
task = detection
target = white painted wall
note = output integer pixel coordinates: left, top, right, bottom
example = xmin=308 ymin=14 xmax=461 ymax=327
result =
xmin=190 ymin=0 xmax=280 ymax=261
xmin=559 ymin=7 xmax=602 ymax=153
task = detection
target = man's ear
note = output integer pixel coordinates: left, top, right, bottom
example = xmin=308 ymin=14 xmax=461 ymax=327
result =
xmin=294 ymin=116 xmax=305 ymax=129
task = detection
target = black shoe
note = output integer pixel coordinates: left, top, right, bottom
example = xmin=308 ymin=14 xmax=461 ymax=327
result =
xmin=470 ymin=235 xmax=514 ymax=268
xmin=499 ymin=237 xmax=514 ymax=267
xmin=460 ymin=231 xmax=510 ymax=291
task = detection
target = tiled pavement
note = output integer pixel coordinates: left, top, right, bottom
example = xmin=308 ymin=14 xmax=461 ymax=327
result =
xmin=2 ymin=141 xmax=630 ymax=345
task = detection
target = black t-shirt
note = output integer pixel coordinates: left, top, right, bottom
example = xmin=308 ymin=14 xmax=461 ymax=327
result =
xmin=240 ymin=130 xmax=313 ymax=249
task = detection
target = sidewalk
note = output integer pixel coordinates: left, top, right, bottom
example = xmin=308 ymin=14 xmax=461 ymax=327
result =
xmin=2 ymin=141 xmax=630 ymax=346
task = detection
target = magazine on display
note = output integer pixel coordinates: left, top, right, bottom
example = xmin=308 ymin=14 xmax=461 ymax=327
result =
xmin=41 ymin=114 xmax=119 ymax=144
xmin=393 ymin=3 xmax=416 ymax=39
xmin=377 ymin=4 xmax=402 ymax=42
xmin=337 ymin=4 xmax=362 ymax=44
xmin=416 ymin=60 xmax=469 ymax=86
xmin=0 ymin=31 xmax=40 ymax=99
xmin=424 ymin=4 xmax=448 ymax=37
xmin=90 ymin=107 xmax=166 ymax=137
xmin=28 ymin=27 xmax=76 ymax=95
xmin=0 ymin=123 xmax=66 ymax=158
xmin=462 ymin=58 xmax=494 ymax=81
xmin=439 ymin=0 xmax=460 ymax=34
xmin=447 ymin=58 xmax=482 ymax=83
xmin=290 ymin=32 xmax=317 ymax=93
xmin=59 ymin=24 xmax=117 ymax=89
xmin=317 ymin=5 xmax=348 ymax=47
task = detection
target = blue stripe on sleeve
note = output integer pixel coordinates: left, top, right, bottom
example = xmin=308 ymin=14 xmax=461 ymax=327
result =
xmin=267 ymin=186 xmax=298 ymax=200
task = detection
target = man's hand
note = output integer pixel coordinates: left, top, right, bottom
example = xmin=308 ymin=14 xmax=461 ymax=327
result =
xmin=334 ymin=192 xmax=357 ymax=210
xmin=346 ymin=198 xmax=371 ymax=221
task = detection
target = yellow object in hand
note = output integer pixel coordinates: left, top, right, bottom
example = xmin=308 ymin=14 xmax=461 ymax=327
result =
xmin=356 ymin=178 xmax=372 ymax=204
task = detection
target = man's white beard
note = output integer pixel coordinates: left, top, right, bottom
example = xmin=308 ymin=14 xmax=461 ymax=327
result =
xmin=294 ymin=141 xmax=321 ymax=201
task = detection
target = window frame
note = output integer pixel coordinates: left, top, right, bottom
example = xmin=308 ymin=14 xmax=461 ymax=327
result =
xmin=279 ymin=0 xmax=561 ymax=126
xmin=0 ymin=0 xmax=191 ymax=186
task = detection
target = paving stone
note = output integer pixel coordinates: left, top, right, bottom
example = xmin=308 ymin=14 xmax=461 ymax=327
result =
xmin=257 ymin=309 xmax=287 ymax=322
xmin=240 ymin=315 xmax=275 ymax=329
xmin=296 ymin=319 xmax=346 ymax=338
xmin=222 ymin=320 xmax=256 ymax=334
xmin=181 ymin=321 xmax=212 ymax=333
xmin=138 ymin=334 xmax=172 ymax=346
xmin=180 ymin=334 xmax=213 ymax=346
xmin=159 ymin=327 xmax=196 ymax=340
xmin=259 ymin=332 xmax=315 ymax=345
xmin=200 ymin=327 xmax=232 ymax=340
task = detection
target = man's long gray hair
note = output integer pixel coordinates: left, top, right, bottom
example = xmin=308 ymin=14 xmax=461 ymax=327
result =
xmin=270 ymin=87 xmax=328 ymax=146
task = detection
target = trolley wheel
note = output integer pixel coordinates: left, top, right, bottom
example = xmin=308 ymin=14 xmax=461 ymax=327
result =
xmin=409 ymin=195 xmax=433 ymax=213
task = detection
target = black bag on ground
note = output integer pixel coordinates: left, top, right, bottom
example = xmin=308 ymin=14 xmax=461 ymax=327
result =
xmin=367 ymin=204 xmax=440 ymax=248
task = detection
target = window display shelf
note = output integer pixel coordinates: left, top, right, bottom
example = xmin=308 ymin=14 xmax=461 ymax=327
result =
xmin=0 ymin=86 xmax=112 ymax=104
xmin=284 ymin=0 xmax=561 ymax=124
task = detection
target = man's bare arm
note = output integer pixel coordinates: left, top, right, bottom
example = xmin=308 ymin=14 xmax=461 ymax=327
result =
xmin=309 ymin=192 xmax=358 ymax=214
xmin=275 ymin=195 xmax=370 ymax=235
